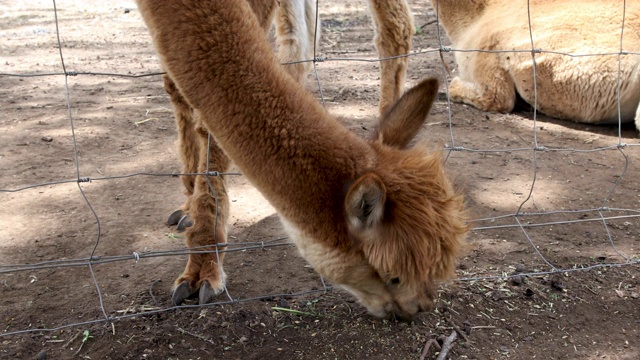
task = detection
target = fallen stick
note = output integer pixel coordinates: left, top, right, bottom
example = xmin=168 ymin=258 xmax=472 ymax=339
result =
xmin=149 ymin=279 xmax=161 ymax=305
xmin=419 ymin=338 xmax=441 ymax=360
xmin=176 ymin=326 xmax=216 ymax=345
xmin=436 ymin=330 xmax=458 ymax=360
xmin=134 ymin=117 xmax=158 ymax=126
xmin=419 ymin=19 xmax=438 ymax=30
xmin=439 ymin=50 xmax=452 ymax=76
xmin=447 ymin=319 xmax=471 ymax=343
xmin=471 ymin=325 xmax=496 ymax=330
xmin=73 ymin=340 xmax=86 ymax=356
xmin=62 ymin=331 xmax=81 ymax=349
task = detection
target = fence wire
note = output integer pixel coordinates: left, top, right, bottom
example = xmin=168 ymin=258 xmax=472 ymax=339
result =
xmin=1 ymin=0 xmax=639 ymax=338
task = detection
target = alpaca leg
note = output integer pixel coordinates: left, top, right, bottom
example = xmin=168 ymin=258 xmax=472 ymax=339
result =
xmin=303 ymin=0 xmax=320 ymax=59
xmin=449 ymin=52 xmax=517 ymax=113
xmin=169 ymin=2 xmax=274 ymax=302
xmin=165 ymin=1 xmax=275 ymax=229
xmin=173 ymin=120 xmax=231 ymax=305
xmin=163 ymin=74 xmax=199 ymax=229
xmin=246 ymin=0 xmax=278 ymax=33
xmin=275 ymin=0 xmax=320 ymax=83
xmin=634 ymin=101 xmax=640 ymax=132
xmin=367 ymin=0 xmax=414 ymax=115
xmin=449 ymin=73 xmax=516 ymax=113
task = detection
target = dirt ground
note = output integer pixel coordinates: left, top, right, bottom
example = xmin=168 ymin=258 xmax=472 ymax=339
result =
xmin=1 ymin=0 xmax=639 ymax=359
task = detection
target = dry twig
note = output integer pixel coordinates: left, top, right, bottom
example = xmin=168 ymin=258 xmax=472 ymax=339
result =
xmin=447 ymin=319 xmax=471 ymax=343
xmin=419 ymin=19 xmax=438 ymax=30
xmin=436 ymin=330 xmax=458 ymax=360
xmin=62 ymin=331 xmax=81 ymax=349
xmin=439 ymin=51 xmax=452 ymax=76
xmin=176 ymin=326 xmax=216 ymax=345
xmin=73 ymin=340 xmax=86 ymax=356
xmin=149 ymin=279 xmax=161 ymax=305
xmin=419 ymin=338 xmax=441 ymax=360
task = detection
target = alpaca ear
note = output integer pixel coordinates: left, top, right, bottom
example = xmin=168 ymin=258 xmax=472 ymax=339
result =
xmin=373 ymin=77 xmax=439 ymax=149
xmin=345 ymin=173 xmax=387 ymax=230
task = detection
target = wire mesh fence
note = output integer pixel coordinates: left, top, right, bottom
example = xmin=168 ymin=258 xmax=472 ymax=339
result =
xmin=1 ymin=0 xmax=639 ymax=339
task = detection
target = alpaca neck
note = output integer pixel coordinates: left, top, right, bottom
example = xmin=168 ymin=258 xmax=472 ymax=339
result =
xmin=142 ymin=1 xmax=374 ymax=241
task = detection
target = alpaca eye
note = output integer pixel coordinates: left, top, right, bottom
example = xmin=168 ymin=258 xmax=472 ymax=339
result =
xmin=390 ymin=277 xmax=400 ymax=285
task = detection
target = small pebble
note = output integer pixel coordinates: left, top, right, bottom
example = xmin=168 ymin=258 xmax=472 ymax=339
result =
xmin=277 ymin=298 xmax=289 ymax=309
xmin=510 ymin=275 xmax=523 ymax=286
xmin=550 ymin=275 xmax=565 ymax=291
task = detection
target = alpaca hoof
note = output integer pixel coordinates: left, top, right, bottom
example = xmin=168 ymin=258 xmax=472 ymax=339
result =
xmin=172 ymin=280 xmax=196 ymax=306
xmin=199 ymin=280 xmax=224 ymax=304
xmin=176 ymin=215 xmax=193 ymax=232
xmin=167 ymin=209 xmax=184 ymax=226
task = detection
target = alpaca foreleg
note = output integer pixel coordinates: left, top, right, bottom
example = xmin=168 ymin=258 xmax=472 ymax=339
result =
xmin=449 ymin=74 xmax=516 ymax=113
xmin=173 ymin=119 xmax=231 ymax=305
xmin=367 ymin=0 xmax=413 ymax=115
xmin=163 ymin=74 xmax=200 ymax=229
xmin=448 ymin=52 xmax=517 ymax=113
xmin=634 ymin=101 xmax=640 ymax=133
xmin=246 ymin=0 xmax=279 ymax=33
xmin=275 ymin=0 xmax=319 ymax=83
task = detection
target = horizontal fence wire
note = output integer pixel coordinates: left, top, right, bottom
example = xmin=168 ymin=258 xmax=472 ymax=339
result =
xmin=0 ymin=0 xmax=639 ymax=338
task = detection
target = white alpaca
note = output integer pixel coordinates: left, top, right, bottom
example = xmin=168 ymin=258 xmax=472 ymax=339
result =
xmin=276 ymin=0 xmax=415 ymax=115
xmin=434 ymin=0 xmax=640 ymax=128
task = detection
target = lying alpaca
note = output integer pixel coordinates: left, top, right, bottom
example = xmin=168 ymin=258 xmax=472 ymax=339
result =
xmin=137 ymin=0 xmax=467 ymax=319
xmin=434 ymin=0 xmax=640 ymax=127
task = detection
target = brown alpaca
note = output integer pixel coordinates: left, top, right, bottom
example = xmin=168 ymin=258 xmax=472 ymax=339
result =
xmin=167 ymin=0 xmax=415 ymax=232
xmin=165 ymin=0 xmax=280 ymax=233
xmin=434 ymin=0 xmax=640 ymax=127
xmin=136 ymin=0 xmax=467 ymax=319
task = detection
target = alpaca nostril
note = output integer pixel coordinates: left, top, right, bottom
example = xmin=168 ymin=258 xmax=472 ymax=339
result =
xmin=391 ymin=301 xmax=418 ymax=321
xmin=394 ymin=313 xmax=413 ymax=322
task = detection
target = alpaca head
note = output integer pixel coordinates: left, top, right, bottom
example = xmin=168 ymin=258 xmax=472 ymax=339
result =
xmin=343 ymin=78 xmax=468 ymax=319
